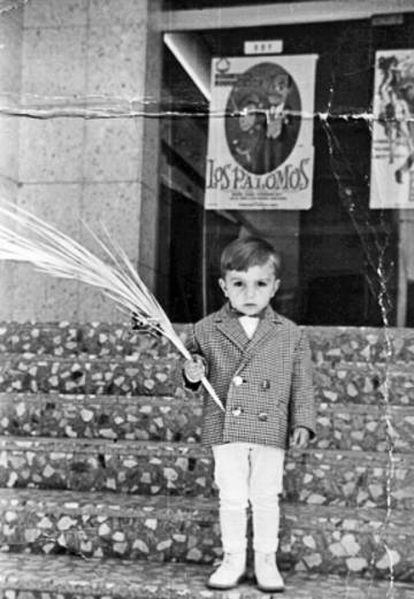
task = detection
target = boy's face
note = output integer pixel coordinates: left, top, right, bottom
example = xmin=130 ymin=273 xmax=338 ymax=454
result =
xmin=219 ymin=259 xmax=280 ymax=316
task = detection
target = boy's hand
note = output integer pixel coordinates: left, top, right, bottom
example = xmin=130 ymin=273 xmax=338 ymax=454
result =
xmin=131 ymin=311 xmax=161 ymax=337
xmin=183 ymin=355 xmax=206 ymax=383
xmin=290 ymin=426 xmax=310 ymax=449
xmin=131 ymin=311 xmax=142 ymax=330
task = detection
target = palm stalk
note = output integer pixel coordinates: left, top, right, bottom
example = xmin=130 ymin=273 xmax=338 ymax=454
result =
xmin=0 ymin=201 xmax=224 ymax=411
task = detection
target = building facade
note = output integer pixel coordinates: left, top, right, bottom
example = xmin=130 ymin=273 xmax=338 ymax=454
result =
xmin=1 ymin=0 xmax=414 ymax=327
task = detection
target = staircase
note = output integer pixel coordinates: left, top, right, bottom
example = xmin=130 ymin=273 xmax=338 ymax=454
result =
xmin=1 ymin=321 xmax=414 ymax=598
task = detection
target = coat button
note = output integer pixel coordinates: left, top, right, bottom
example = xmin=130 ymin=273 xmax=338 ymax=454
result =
xmin=261 ymin=379 xmax=271 ymax=391
xmin=258 ymin=412 xmax=268 ymax=421
xmin=232 ymin=375 xmax=244 ymax=386
xmin=232 ymin=407 xmax=243 ymax=416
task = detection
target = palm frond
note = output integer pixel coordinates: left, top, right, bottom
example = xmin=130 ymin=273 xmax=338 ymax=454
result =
xmin=0 ymin=200 xmax=224 ymax=411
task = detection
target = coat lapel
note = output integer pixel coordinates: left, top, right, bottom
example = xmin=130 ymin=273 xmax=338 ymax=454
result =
xmin=245 ymin=314 xmax=278 ymax=352
xmin=234 ymin=307 xmax=282 ymax=373
xmin=214 ymin=304 xmax=248 ymax=352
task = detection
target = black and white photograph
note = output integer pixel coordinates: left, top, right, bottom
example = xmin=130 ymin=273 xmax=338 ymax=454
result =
xmin=1 ymin=1 xmax=414 ymax=598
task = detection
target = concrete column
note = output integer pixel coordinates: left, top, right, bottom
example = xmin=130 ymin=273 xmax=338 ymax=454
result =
xmin=0 ymin=4 xmax=23 ymax=320
xmin=137 ymin=0 xmax=163 ymax=292
xmin=1 ymin=0 xmax=163 ymax=322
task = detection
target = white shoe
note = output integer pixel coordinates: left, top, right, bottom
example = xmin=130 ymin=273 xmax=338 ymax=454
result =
xmin=254 ymin=551 xmax=284 ymax=592
xmin=207 ymin=552 xmax=246 ymax=589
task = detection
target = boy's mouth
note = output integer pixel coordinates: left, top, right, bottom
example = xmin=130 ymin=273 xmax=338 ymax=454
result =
xmin=243 ymin=303 xmax=258 ymax=310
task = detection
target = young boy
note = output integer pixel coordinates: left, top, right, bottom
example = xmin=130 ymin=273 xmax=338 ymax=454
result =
xmin=183 ymin=236 xmax=315 ymax=592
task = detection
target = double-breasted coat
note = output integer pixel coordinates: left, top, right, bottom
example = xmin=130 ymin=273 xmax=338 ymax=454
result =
xmin=185 ymin=302 xmax=316 ymax=449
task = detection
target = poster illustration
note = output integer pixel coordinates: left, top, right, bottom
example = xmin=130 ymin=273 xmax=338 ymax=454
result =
xmin=370 ymin=49 xmax=414 ymax=209
xmin=205 ymin=54 xmax=318 ymax=210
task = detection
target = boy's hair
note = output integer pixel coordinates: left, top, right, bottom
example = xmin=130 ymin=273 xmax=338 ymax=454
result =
xmin=220 ymin=236 xmax=281 ymax=278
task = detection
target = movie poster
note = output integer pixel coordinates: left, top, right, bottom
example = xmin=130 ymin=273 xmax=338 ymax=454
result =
xmin=370 ymin=49 xmax=414 ymax=209
xmin=205 ymin=55 xmax=318 ymax=210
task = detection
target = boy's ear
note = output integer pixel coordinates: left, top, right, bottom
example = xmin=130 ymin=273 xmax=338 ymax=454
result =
xmin=272 ymin=279 xmax=281 ymax=296
xmin=218 ymin=278 xmax=228 ymax=297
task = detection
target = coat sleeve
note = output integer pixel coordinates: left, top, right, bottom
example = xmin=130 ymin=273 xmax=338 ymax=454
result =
xmin=289 ymin=329 xmax=316 ymax=438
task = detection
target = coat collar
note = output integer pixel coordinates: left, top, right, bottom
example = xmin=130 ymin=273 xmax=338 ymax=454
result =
xmin=212 ymin=302 xmax=282 ymax=352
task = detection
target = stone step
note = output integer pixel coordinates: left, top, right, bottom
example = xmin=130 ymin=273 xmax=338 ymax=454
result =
xmin=0 ymin=322 xmax=170 ymax=359
xmin=0 ymin=393 xmax=203 ymax=443
xmin=1 ymin=554 xmax=414 ymax=599
xmin=0 ymin=353 xmax=186 ymax=398
xmin=0 ymin=488 xmax=413 ymax=580
xmin=315 ymin=362 xmax=414 ymax=407
xmin=317 ymin=402 xmax=414 ymax=453
xmin=1 ymin=392 xmax=414 ymax=453
xmin=1 ymin=437 xmax=413 ymax=511
xmin=1 ymin=353 xmax=414 ymax=405
xmin=3 ymin=553 xmax=414 ymax=599
xmin=2 ymin=321 xmax=414 ymax=363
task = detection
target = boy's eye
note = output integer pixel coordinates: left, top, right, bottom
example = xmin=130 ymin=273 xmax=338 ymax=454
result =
xmin=257 ymin=281 xmax=268 ymax=287
xmin=233 ymin=281 xmax=243 ymax=287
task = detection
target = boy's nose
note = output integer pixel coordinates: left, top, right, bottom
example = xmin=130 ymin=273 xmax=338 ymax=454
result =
xmin=245 ymin=286 xmax=256 ymax=298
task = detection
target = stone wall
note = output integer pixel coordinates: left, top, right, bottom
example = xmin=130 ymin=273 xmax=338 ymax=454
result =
xmin=0 ymin=0 xmax=162 ymax=323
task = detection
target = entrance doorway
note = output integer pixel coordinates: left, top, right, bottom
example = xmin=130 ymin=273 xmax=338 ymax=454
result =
xmin=159 ymin=11 xmax=404 ymax=325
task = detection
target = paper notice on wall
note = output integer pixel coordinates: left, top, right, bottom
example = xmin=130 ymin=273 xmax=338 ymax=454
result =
xmin=370 ymin=49 xmax=414 ymax=209
xmin=205 ymin=54 xmax=318 ymax=210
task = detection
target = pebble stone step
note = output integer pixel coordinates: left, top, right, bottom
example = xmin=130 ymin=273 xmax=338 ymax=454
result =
xmin=0 ymin=323 xmax=171 ymax=359
xmin=0 ymin=353 xmax=186 ymax=398
xmin=1 ymin=392 xmax=414 ymax=453
xmin=0 ymin=393 xmax=203 ymax=444
xmin=2 ymin=324 xmax=413 ymax=595
xmin=1 ymin=554 xmax=414 ymax=599
xmin=2 ymin=322 xmax=414 ymax=363
xmin=1 ymin=437 xmax=413 ymax=510
xmin=0 ymin=393 xmax=202 ymax=442
xmin=1 ymin=353 xmax=414 ymax=405
xmin=3 ymin=554 xmax=414 ymax=599
xmin=0 ymin=488 xmax=413 ymax=580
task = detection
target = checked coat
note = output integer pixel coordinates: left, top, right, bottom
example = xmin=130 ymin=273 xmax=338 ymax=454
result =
xmin=185 ymin=302 xmax=316 ymax=449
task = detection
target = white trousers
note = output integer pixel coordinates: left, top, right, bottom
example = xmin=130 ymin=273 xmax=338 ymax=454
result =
xmin=212 ymin=442 xmax=285 ymax=554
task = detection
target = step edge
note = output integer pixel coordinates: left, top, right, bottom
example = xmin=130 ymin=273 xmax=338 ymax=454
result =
xmin=2 ymin=435 xmax=414 ymax=464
